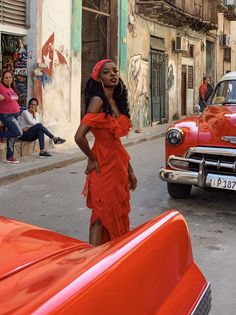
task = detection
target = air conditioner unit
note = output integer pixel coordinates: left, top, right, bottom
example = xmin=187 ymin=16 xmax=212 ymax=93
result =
xmin=175 ymin=36 xmax=188 ymax=52
xmin=220 ymin=34 xmax=231 ymax=47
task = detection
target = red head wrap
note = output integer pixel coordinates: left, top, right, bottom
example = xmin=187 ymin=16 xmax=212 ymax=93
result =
xmin=90 ymin=59 xmax=113 ymax=81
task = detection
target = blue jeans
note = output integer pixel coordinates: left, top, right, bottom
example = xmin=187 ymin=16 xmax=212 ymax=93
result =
xmin=0 ymin=113 xmax=23 ymax=159
xmin=199 ymin=100 xmax=207 ymax=113
xmin=19 ymin=123 xmax=54 ymax=150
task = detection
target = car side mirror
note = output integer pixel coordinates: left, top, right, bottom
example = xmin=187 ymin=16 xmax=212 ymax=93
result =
xmin=194 ymin=104 xmax=201 ymax=114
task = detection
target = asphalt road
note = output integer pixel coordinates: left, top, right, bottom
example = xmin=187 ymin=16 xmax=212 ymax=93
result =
xmin=0 ymin=137 xmax=235 ymax=314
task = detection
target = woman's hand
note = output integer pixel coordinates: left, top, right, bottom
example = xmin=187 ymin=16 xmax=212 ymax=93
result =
xmin=85 ymin=158 xmax=100 ymax=175
xmin=0 ymin=94 xmax=5 ymax=101
xmin=129 ymin=172 xmax=137 ymax=191
xmin=29 ymin=108 xmax=36 ymax=118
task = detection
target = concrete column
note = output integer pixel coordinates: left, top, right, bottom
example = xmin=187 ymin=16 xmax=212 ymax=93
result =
xmin=70 ymin=0 xmax=82 ymax=123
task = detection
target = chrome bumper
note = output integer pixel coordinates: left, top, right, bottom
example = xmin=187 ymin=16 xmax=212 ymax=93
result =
xmin=191 ymin=283 xmax=211 ymax=315
xmin=160 ymin=167 xmax=236 ymax=188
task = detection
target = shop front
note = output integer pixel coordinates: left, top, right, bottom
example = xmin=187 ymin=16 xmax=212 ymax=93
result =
xmin=0 ymin=0 xmax=27 ymax=108
xmin=1 ymin=34 xmax=28 ymax=108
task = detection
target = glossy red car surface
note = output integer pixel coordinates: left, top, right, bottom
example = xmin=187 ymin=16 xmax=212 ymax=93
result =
xmin=0 ymin=211 xmax=211 ymax=315
xmin=160 ymin=71 xmax=236 ymax=198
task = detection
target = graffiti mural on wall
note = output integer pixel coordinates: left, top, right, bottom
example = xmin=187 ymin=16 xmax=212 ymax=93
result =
xmin=128 ymin=54 xmax=149 ymax=129
xmin=167 ymin=64 xmax=175 ymax=90
xmin=35 ymin=33 xmax=69 ymax=124
xmin=42 ymin=33 xmax=54 ymax=78
xmin=14 ymin=45 xmax=28 ymax=107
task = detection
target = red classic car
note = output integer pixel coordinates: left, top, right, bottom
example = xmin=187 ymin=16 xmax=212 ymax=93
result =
xmin=0 ymin=211 xmax=211 ymax=315
xmin=160 ymin=71 xmax=236 ymax=199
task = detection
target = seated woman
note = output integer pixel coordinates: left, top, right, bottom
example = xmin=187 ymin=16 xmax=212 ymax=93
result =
xmin=18 ymin=98 xmax=66 ymax=157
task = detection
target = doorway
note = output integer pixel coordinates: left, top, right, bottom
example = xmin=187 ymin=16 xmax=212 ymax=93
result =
xmin=1 ymin=33 xmax=28 ymax=107
xmin=206 ymin=40 xmax=215 ymax=84
xmin=81 ymin=0 xmax=118 ymax=115
xmin=150 ymin=50 xmax=166 ymax=124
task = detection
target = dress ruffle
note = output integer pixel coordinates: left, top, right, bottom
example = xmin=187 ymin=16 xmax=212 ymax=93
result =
xmin=81 ymin=112 xmax=132 ymax=243
xmin=82 ymin=113 xmax=131 ymax=138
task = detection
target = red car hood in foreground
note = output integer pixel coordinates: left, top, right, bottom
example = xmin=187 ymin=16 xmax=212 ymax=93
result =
xmin=0 ymin=212 xmax=209 ymax=315
xmin=198 ymin=105 xmax=236 ymax=147
xmin=0 ymin=217 xmax=90 ymax=281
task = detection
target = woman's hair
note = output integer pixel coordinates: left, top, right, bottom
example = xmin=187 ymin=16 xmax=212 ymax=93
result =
xmin=1 ymin=70 xmax=15 ymax=90
xmin=84 ymin=78 xmax=130 ymax=118
xmin=28 ymin=97 xmax=39 ymax=107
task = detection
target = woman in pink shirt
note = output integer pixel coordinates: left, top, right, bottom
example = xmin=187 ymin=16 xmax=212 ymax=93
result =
xmin=0 ymin=70 xmax=23 ymax=163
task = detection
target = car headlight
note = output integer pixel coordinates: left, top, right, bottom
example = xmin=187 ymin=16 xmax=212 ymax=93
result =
xmin=166 ymin=128 xmax=184 ymax=146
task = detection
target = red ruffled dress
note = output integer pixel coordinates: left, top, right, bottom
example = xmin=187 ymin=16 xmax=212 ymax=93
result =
xmin=82 ymin=113 xmax=132 ymax=243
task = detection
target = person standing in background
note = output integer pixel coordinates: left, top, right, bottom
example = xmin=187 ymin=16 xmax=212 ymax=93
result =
xmin=206 ymin=76 xmax=214 ymax=102
xmin=198 ymin=76 xmax=210 ymax=112
xmin=0 ymin=70 xmax=22 ymax=164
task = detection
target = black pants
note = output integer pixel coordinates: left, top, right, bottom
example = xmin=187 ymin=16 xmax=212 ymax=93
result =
xmin=19 ymin=123 xmax=54 ymax=150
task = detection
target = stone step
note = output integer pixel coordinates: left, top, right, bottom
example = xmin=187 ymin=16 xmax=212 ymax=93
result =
xmin=0 ymin=140 xmax=39 ymax=161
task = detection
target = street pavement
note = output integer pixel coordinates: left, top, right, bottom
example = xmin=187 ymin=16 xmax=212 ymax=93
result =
xmin=0 ymin=123 xmax=169 ymax=186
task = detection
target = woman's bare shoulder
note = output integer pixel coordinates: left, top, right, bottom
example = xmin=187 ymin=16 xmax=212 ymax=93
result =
xmin=87 ymin=96 xmax=103 ymax=113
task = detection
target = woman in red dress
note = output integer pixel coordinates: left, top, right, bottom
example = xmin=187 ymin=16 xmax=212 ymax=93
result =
xmin=75 ymin=59 xmax=137 ymax=246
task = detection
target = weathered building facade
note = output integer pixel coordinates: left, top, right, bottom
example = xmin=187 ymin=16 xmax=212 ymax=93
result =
xmin=216 ymin=1 xmax=236 ymax=81
xmin=1 ymin=0 xmax=236 ymax=147
xmin=1 ymin=0 xmax=128 ymax=142
xmin=127 ymin=0 xmax=234 ymax=128
xmin=28 ymin=0 xmax=128 ymax=139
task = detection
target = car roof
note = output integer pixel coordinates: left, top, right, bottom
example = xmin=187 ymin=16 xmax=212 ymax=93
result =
xmin=219 ymin=71 xmax=236 ymax=82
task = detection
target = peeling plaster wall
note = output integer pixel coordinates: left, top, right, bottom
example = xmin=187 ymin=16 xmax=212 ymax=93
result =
xmin=41 ymin=0 xmax=72 ymax=127
xmin=217 ymin=13 xmax=231 ymax=81
xmin=127 ymin=2 xmax=150 ymax=128
xmin=231 ymin=21 xmax=236 ymax=71
xmin=26 ymin=0 xmax=37 ymax=98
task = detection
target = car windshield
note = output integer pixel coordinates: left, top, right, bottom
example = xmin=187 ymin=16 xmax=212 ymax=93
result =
xmin=210 ymin=80 xmax=236 ymax=105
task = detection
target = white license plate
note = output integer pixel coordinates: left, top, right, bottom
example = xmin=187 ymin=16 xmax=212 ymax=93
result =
xmin=211 ymin=177 xmax=236 ymax=191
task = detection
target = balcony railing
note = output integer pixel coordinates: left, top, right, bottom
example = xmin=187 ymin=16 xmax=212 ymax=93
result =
xmin=135 ymin=0 xmax=218 ymax=31
xmin=224 ymin=0 xmax=236 ymax=20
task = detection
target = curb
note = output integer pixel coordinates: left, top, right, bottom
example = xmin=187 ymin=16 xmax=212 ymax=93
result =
xmin=0 ymin=132 xmax=165 ymax=186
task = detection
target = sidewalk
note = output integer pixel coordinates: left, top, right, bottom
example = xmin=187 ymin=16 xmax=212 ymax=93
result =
xmin=0 ymin=123 xmax=168 ymax=186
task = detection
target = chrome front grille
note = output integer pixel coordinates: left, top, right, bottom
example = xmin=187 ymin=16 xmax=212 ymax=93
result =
xmin=191 ymin=283 xmax=211 ymax=315
xmin=186 ymin=147 xmax=236 ymax=175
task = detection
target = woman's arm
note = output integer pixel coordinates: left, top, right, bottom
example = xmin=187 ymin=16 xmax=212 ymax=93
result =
xmin=22 ymin=110 xmax=37 ymax=126
xmin=128 ymin=161 xmax=137 ymax=191
xmin=74 ymin=124 xmax=97 ymax=162
xmin=74 ymin=97 xmax=103 ymax=174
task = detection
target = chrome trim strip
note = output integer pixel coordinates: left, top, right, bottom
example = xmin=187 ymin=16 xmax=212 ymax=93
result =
xmin=168 ymin=155 xmax=236 ymax=171
xmin=186 ymin=147 xmax=236 ymax=158
xmin=160 ymin=168 xmax=236 ymax=187
xmin=190 ymin=283 xmax=211 ymax=315
xmin=222 ymin=136 xmax=236 ymax=144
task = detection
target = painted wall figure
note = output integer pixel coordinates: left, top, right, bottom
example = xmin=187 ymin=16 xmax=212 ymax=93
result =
xmin=39 ymin=32 xmax=70 ymax=125
xmin=128 ymin=54 xmax=149 ymax=129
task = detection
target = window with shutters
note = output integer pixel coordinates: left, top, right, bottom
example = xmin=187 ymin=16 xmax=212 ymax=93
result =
xmin=188 ymin=66 xmax=194 ymax=89
xmin=0 ymin=0 xmax=26 ymax=28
